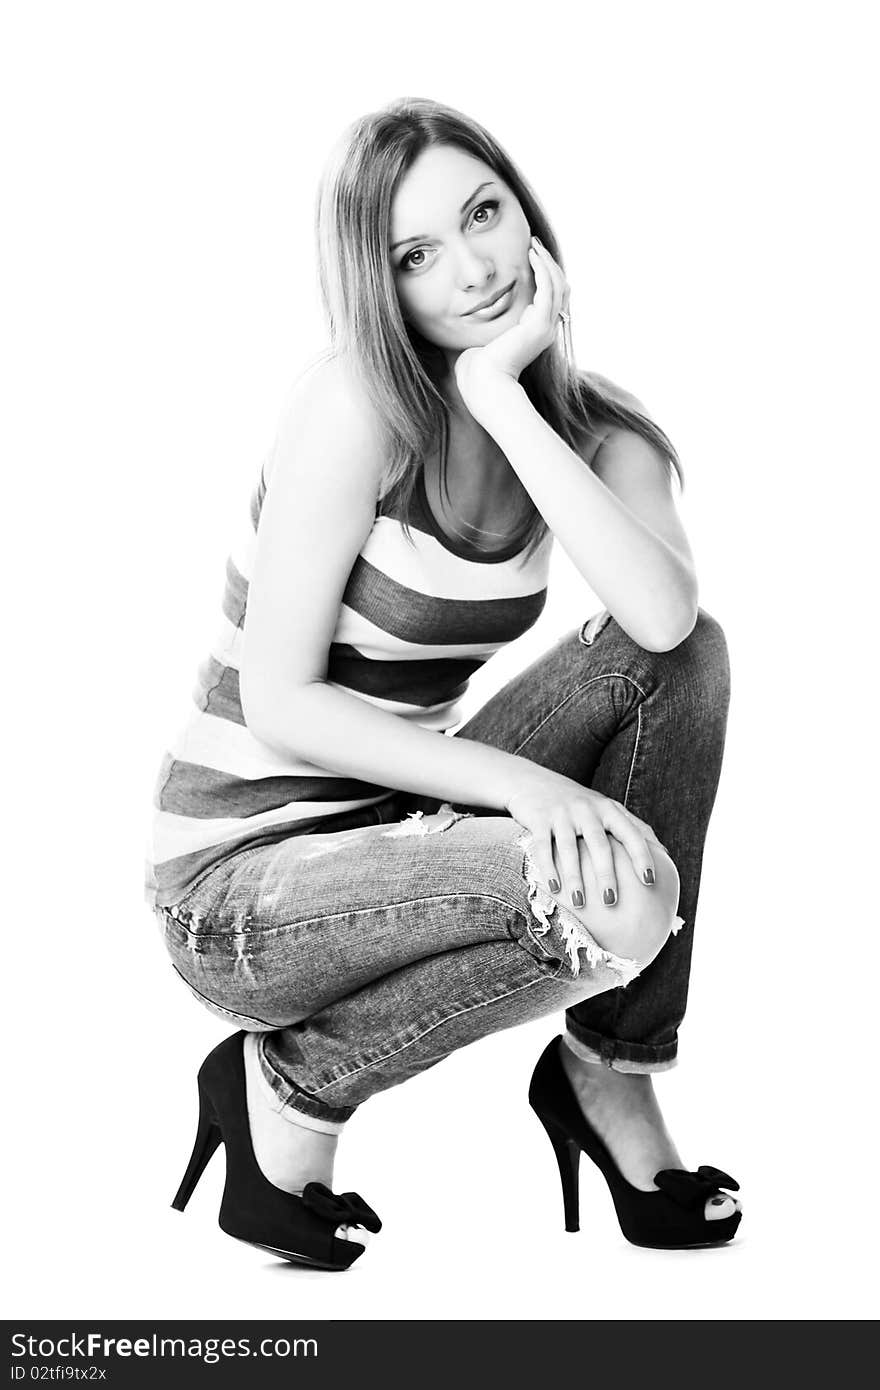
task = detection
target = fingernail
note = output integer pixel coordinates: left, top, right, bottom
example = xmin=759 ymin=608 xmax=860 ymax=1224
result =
xmin=548 ymin=878 xmax=560 ymax=893
xmin=643 ymin=867 xmax=655 ymax=885
xmin=603 ymin=888 xmax=617 ymax=906
xmin=711 ymin=1196 xmax=726 ymax=1206
xmin=571 ymin=889 xmax=584 ymax=908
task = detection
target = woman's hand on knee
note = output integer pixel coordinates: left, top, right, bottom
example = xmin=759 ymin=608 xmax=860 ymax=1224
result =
xmin=506 ymin=772 xmax=668 ymax=913
xmin=587 ymin=838 xmax=681 ymax=966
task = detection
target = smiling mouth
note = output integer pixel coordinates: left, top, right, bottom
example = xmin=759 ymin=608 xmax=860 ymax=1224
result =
xmin=462 ymin=281 xmax=515 ymax=315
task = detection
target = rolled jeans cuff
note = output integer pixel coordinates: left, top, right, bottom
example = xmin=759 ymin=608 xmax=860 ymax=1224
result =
xmin=258 ymin=1036 xmax=357 ymax=1130
xmin=563 ymin=1020 xmax=679 ymax=1074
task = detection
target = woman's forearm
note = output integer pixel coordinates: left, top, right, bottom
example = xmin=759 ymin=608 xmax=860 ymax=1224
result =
xmin=247 ymin=678 xmax=559 ymax=812
xmin=476 ymin=378 xmax=696 ymax=651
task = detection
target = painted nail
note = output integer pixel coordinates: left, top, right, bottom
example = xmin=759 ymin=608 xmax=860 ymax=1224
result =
xmin=643 ymin=867 xmax=655 ymax=885
xmin=571 ymin=889 xmax=584 ymax=908
xmin=548 ymin=878 xmax=560 ymax=893
xmin=711 ymin=1196 xmax=726 ymax=1206
xmin=603 ymin=888 xmax=617 ymax=906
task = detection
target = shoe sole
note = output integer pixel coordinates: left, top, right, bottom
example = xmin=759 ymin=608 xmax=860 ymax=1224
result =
xmin=626 ymin=1236 xmax=739 ymax=1250
xmin=231 ymin=1235 xmax=358 ymax=1271
xmin=623 ymin=1217 xmax=742 ymax=1250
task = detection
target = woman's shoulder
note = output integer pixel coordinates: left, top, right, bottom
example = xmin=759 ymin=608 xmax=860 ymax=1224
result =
xmin=579 ymin=369 xmax=649 ymax=418
xmin=572 ymin=370 xmax=653 ymax=464
xmin=279 ymin=350 xmax=383 ymax=429
xmin=265 ymin=351 xmax=387 ymax=492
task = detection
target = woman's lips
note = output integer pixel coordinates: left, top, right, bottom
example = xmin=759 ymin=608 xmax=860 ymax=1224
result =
xmin=463 ymin=282 xmax=516 ymax=319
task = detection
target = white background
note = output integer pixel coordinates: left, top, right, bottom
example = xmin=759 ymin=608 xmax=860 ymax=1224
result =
xmin=4 ymin=0 xmax=877 ymax=1321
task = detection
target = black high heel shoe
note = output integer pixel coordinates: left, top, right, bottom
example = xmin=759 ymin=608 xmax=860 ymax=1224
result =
xmin=529 ymin=1036 xmax=741 ymax=1250
xmin=172 ymin=1032 xmax=381 ymax=1270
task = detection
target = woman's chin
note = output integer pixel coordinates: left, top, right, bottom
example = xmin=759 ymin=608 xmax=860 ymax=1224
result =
xmin=456 ymin=315 xmax=517 ymax=348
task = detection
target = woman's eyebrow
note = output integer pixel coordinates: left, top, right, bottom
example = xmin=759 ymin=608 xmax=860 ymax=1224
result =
xmin=389 ymin=181 xmax=497 ymax=252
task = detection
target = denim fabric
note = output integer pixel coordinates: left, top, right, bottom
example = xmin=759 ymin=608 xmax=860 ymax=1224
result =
xmin=154 ymin=608 xmax=729 ymax=1119
xmin=452 ymin=607 xmax=731 ymax=1073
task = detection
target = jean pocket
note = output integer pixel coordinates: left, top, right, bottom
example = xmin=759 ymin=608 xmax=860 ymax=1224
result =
xmin=578 ymin=608 xmax=612 ymax=646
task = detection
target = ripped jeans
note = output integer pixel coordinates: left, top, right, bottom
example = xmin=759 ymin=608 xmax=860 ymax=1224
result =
xmin=155 ymin=608 xmax=730 ymax=1124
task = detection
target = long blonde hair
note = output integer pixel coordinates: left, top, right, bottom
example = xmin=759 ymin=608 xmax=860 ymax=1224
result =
xmin=315 ymin=96 xmax=683 ymax=562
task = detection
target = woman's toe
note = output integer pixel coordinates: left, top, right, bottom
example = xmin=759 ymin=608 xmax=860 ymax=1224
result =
xmin=704 ymin=1194 xmax=738 ymax=1221
xmin=335 ymin=1224 xmax=372 ymax=1247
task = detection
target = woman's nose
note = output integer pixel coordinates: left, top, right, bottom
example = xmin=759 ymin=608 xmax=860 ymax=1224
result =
xmin=454 ymin=240 xmax=494 ymax=289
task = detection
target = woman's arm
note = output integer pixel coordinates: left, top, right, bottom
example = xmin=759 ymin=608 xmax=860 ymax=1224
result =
xmin=252 ymin=678 xmax=567 ymax=814
xmin=474 ymin=376 xmax=698 ymax=652
xmin=240 ymin=356 xmax=574 ymax=814
xmin=454 ymin=238 xmax=698 ymax=652
xmin=241 ymin=355 xmax=665 ymax=900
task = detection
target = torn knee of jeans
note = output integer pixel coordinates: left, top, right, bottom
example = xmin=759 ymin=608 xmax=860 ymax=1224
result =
xmin=162 ymin=901 xmax=211 ymax=955
xmin=163 ymin=901 xmax=259 ymax=984
xmin=382 ymin=801 xmax=475 ymax=838
xmin=514 ymin=827 xmax=642 ymax=988
xmin=164 ymin=901 xmax=198 ymax=930
xmin=230 ymin=928 xmax=256 ymax=983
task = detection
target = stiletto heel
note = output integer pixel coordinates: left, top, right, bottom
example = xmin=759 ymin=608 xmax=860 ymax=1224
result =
xmin=529 ymin=1036 xmax=741 ymax=1250
xmin=535 ymin=1113 xmax=581 ymax=1233
xmin=172 ymin=1032 xmax=381 ymax=1269
xmin=171 ymin=1083 xmax=221 ymax=1211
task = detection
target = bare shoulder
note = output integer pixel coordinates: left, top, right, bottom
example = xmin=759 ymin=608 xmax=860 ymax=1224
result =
xmin=241 ymin=355 xmax=390 ymax=721
xmin=581 ymin=369 xmax=649 ymax=418
xmin=280 ymin=351 xmax=380 ymax=420
xmin=265 ymin=352 xmax=387 ymax=492
xmin=571 ymin=370 xmax=655 ymax=468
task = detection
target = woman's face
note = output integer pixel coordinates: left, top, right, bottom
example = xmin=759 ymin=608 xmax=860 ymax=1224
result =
xmin=389 ymin=144 xmax=533 ymax=356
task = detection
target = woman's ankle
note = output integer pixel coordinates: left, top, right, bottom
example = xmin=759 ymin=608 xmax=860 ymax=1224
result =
xmin=242 ymin=1034 xmax=341 ymax=1194
xmin=560 ymin=1036 xmax=653 ymax=1095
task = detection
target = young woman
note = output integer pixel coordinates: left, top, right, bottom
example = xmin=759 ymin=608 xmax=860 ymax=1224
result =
xmin=146 ymin=96 xmax=741 ymax=1270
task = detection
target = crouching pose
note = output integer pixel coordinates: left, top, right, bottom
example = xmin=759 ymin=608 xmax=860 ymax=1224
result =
xmin=146 ymin=96 xmax=740 ymax=1269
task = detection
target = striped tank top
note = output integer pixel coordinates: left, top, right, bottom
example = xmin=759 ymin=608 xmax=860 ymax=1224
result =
xmin=145 ymin=444 xmax=554 ymax=909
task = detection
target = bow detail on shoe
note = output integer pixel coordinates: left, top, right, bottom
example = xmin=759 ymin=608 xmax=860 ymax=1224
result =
xmin=300 ymin=1182 xmax=383 ymax=1233
xmin=653 ymin=1165 xmax=740 ymax=1212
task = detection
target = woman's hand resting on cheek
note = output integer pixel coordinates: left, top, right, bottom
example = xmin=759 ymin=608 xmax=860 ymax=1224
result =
xmin=453 ymin=236 xmax=571 ymax=419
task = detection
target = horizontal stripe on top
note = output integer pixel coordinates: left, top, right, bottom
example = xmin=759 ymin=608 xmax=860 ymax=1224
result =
xmin=145 ymin=451 xmax=553 ymax=909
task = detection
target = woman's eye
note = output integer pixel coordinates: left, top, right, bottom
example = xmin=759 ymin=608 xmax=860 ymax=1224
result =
xmin=401 ymin=247 xmax=429 ymax=271
xmin=398 ymin=202 xmax=500 ymax=271
xmin=471 ymin=199 xmax=499 ymax=225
